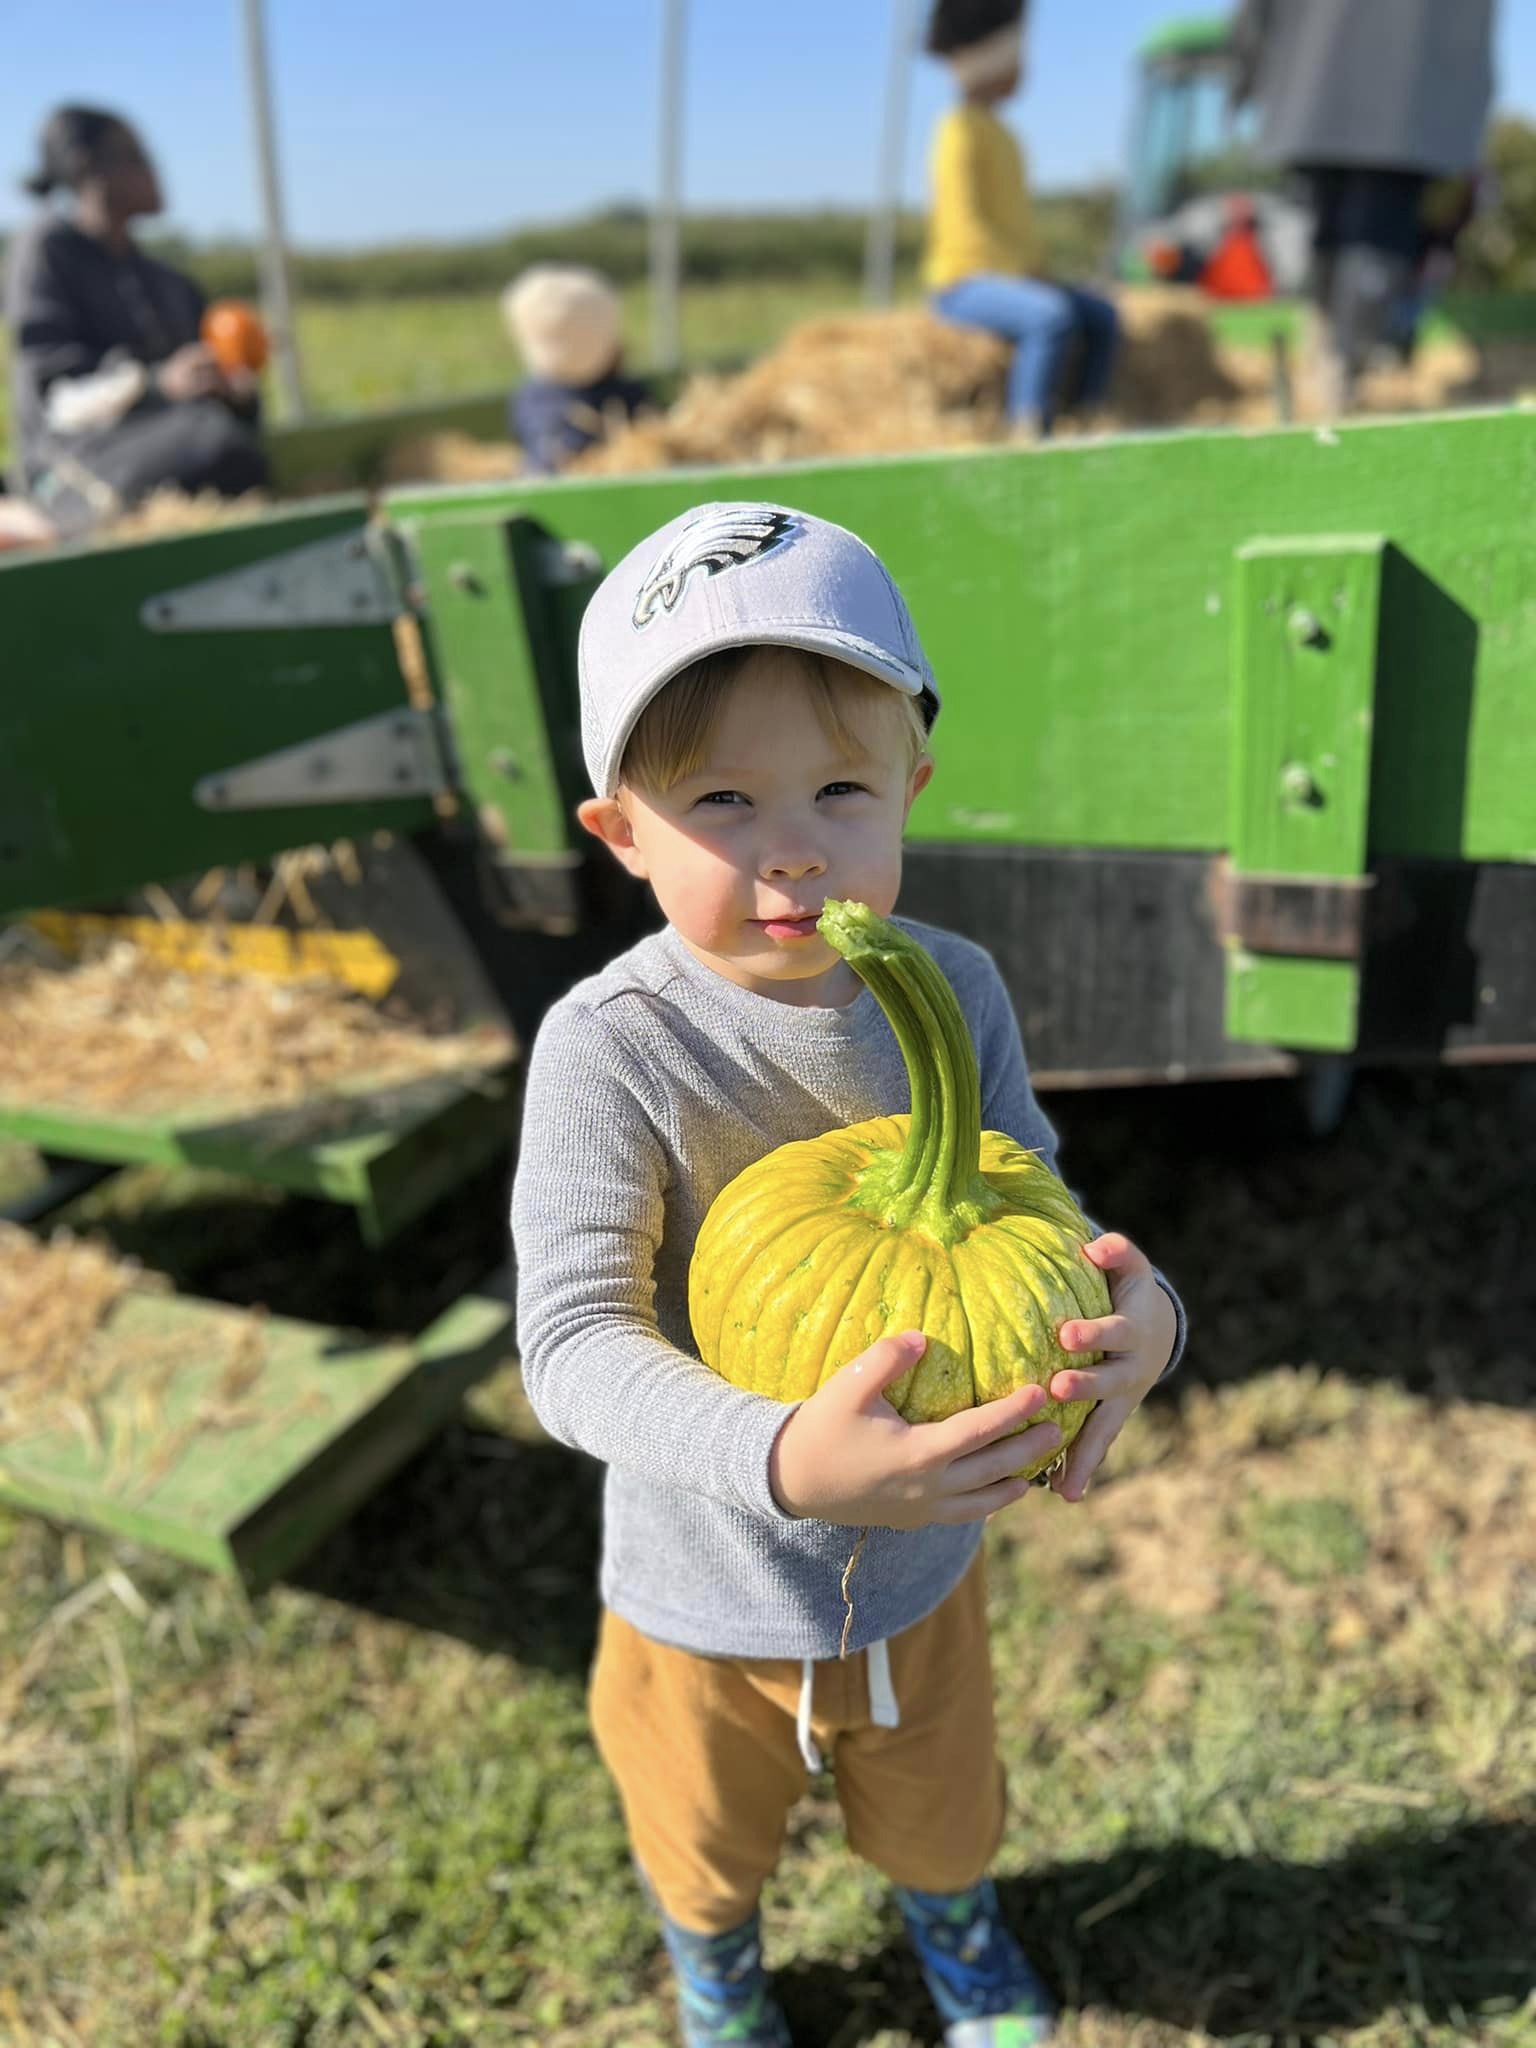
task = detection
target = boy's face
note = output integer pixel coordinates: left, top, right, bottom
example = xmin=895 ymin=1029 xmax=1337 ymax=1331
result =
xmin=579 ymin=652 xmax=932 ymax=1007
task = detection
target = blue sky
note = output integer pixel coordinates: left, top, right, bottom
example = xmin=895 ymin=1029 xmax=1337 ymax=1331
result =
xmin=2 ymin=1 xmax=1533 ymax=247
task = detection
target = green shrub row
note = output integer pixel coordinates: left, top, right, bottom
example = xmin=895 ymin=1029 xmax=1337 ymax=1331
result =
xmin=0 ymin=193 xmax=1120 ymax=304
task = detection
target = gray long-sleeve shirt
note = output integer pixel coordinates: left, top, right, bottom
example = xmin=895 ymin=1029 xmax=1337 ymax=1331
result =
xmin=510 ymin=916 xmax=1184 ymax=1660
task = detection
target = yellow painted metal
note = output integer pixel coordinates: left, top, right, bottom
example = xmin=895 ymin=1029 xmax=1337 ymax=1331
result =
xmin=27 ymin=910 xmax=402 ymax=999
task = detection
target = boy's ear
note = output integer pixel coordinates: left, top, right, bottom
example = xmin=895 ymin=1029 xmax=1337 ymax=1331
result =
xmin=904 ymin=754 xmax=935 ymax=818
xmin=577 ymin=794 xmax=650 ymax=879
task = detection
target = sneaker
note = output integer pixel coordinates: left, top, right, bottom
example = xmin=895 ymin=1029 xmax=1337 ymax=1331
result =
xmin=656 ymin=1905 xmax=793 ymax=2048
xmin=945 ymin=2020 xmax=1054 ymax=2047
xmin=893 ymin=1878 xmax=1056 ymax=2043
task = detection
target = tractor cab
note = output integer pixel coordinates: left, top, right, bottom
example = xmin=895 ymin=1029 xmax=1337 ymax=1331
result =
xmin=1117 ymin=14 xmax=1311 ymax=299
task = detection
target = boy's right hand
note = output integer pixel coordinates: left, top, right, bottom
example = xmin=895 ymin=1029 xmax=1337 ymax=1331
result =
xmin=767 ymin=1330 xmax=1060 ymax=1528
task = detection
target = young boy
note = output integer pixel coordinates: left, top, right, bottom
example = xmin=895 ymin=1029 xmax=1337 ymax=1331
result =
xmin=501 ymin=263 xmax=651 ymax=475
xmin=924 ymin=5 xmax=1119 ymax=436
xmin=511 ymin=502 xmax=1184 ymax=2047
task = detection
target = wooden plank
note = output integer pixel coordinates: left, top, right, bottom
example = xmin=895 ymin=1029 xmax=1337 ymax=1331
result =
xmin=0 ymin=1289 xmax=512 ymax=1589
xmin=228 ymin=1294 xmax=511 ymax=1587
xmin=1224 ymin=538 xmax=1384 ymax=1051
xmin=1226 ymin=952 xmax=1359 ymax=1057
xmin=350 ymin=1066 xmax=521 ymax=1246
xmin=401 ymin=513 xmax=584 ymax=862
xmin=1230 ymin=538 xmax=1384 ymax=877
xmin=0 ymin=1063 xmax=517 ymax=1239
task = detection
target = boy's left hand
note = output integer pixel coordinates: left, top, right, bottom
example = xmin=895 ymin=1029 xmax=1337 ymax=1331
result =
xmin=1047 ymin=1233 xmax=1177 ymax=1504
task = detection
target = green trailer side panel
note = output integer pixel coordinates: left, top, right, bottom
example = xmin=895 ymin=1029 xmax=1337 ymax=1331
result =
xmin=0 ymin=502 xmax=433 ymax=914
xmin=386 ymin=411 xmax=1536 ymax=865
xmin=0 ymin=1289 xmax=512 ymax=1590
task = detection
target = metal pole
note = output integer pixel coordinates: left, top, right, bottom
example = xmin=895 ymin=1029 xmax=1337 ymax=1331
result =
xmin=241 ymin=0 xmax=306 ymax=419
xmin=651 ymin=0 xmax=687 ymax=372
xmin=865 ymin=0 xmax=920 ymax=306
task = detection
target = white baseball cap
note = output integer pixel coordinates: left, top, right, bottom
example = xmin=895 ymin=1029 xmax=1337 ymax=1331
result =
xmin=576 ymin=501 xmax=940 ymax=797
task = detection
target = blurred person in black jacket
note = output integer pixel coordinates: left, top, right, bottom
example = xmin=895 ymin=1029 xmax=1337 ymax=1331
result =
xmin=4 ymin=105 xmax=268 ymax=537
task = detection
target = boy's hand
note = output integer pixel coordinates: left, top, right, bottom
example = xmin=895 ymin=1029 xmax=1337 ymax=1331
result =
xmin=768 ymin=1331 xmax=1062 ymax=1528
xmin=1048 ymin=1233 xmax=1177 ymax=1504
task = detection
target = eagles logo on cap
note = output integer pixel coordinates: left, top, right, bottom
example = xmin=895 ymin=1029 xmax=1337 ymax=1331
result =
xmin=632 ymin=506 xmax=799 ymax=629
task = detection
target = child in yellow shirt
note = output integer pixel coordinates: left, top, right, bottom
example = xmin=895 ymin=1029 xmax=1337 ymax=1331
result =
xmin=924 ymin=7 xmax=1119 ymax=434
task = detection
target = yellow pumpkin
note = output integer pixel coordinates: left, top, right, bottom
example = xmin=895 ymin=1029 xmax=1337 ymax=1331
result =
xmin=688 ymin=900 xmax=1108 ymax=1481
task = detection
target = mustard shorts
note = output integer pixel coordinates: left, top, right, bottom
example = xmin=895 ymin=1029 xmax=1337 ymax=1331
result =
xmin=589 ymin=1553 xmax=1006 ymax=1932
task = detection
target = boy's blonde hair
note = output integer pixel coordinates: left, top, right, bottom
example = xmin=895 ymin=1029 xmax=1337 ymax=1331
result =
xmin=501 ymin=264 xmax=622 ymax=385
xmin=620 ymin=647 xmax=931 ymax=795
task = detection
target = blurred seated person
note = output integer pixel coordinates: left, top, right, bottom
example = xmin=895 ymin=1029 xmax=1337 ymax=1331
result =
xmin=503 ymin=264 xmax=651 ymax=475
xmin=924 ymin=1 xmax=1120 ymax=436
xmin=3 ymin=105 xmax=268 ymax=539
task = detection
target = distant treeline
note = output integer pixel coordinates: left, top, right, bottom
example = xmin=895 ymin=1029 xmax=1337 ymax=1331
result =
xmin=0 ymin=193 xmax=1119 ymax=303
xmin=6 ymin=114 xmax=1535 ymax=304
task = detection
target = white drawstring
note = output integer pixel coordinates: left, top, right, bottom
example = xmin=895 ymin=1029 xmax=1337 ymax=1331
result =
xmin=796 ymin=1639 xmax=901 ymax=1773
xmin=867 ymin=1636 xmax=900 ymax=1729
xmin=796 ymin=1660 xmax=822 ymax=1772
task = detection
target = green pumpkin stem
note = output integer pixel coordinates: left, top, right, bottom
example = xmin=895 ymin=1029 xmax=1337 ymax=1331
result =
xmin=818 ymin=899 xmax=1001 ymax=1245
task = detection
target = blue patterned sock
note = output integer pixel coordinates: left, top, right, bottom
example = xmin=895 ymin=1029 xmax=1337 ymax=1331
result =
xmin=892 ymin=1878 xmax=1056 ymax=2044
xmin=655 ymin=1906 xmax=792 ymax=2048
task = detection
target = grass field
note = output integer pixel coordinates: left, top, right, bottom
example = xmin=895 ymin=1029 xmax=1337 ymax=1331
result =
xmin=2 ymin=268 xmax=1532 ymax=2045
xmin=0 ymin=276 xmax=884 ymax=464
xmin=3 ymin=1065 xmax=1533 ymax=2046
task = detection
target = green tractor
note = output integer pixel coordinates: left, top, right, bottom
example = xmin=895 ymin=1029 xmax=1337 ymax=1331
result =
xmin=1116 ymin=13 xmax=1311 ymax=299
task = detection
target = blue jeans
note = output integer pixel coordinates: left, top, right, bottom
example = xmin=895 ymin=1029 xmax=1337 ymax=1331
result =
xmin=932 ymin=274 xmax=1119 ymax=430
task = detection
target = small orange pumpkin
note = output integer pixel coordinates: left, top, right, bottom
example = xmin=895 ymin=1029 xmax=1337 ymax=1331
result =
xmin=201 ymin=299 xmax=270 ymax=374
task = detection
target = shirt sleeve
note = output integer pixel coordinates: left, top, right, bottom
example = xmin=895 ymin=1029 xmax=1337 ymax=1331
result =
xmin=972 ymin=954 xmax=1187 ymax=1378
xmin=44 ymin=357 xmax=151 ymax=433
xmin=510 ymin=1000 xmax=798 ymax=1519
xmin=9 ymin=230 xmax=101 ymax=396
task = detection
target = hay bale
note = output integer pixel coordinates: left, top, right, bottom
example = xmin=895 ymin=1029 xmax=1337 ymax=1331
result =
xmin=379 ymin=431 xmax=522 ymax=485
xmin=575 ymin=311 xmax=1008 ymax=474
xmin=102 ymin=487 xmax=272 ymax=543
xmin=0 ymin=1225 xmax=155 ymax=1417
xmin=0 ymin=1223 xmax=272 ymax=1452
xmin=573 ymin=292 xmax=1530 ymax=477
xmin=575 ymin=298 xmax=1281 ymax=473
xmin=1111 ymin=284 xmax=1259 ymax=424
xmin=0 ymin=942 xmax=515 ymax=1118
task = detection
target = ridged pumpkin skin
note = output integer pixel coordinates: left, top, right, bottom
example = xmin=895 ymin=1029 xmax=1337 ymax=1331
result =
xmin=689 ymin=902 xmax=1110 ymax=1482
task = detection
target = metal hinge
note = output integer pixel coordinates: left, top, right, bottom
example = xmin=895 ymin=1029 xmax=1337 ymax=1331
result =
xmin=142 ymin=526 xmax=400 ymax=632
xmin=194 ymin=708 xmax=450 ymax=810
